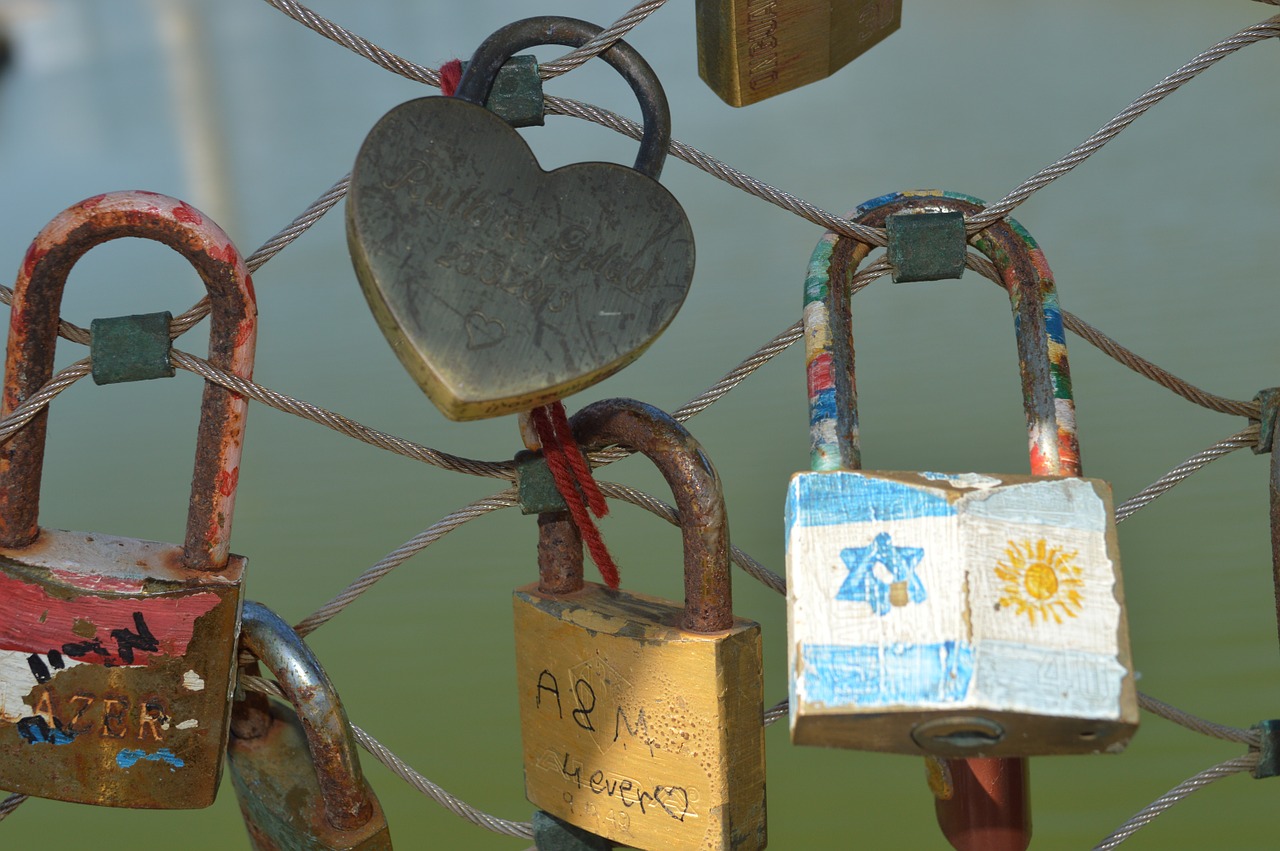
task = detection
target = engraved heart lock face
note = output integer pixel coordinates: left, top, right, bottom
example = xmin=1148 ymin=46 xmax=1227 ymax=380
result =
xmin=347 ymin=19 xmax=695 ymax=421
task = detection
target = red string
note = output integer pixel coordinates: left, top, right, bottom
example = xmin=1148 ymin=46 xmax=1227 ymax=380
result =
xmin=530 ymin=404 xmax=620 ymax=588
xmin=439 ymin=58 xmax=462 ymax=96
xmin=548 ymin=401 xmax=609 ymax=517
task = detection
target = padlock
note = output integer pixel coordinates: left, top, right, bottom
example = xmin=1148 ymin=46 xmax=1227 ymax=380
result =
xmin=786 ymin=189 xmax=1139 ymax=758
xmin=228 ymin=602 xmax=391 ymax=850
xmin=513 ymin=399 xmax=766 ymax=850
xmin=696 ymin=0 xmax=902 ymax=106
xmin=0 ymin=191 xmax=256 ymax=807
xmin=347 ymin=17 xmax=695 ymax=421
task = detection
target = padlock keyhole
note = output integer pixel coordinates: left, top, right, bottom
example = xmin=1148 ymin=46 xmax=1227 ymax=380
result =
xmin=911 ymin=716 xmax=1006 ymax=755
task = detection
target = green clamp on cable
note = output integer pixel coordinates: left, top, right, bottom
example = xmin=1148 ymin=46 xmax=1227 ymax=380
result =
xmin=461 ymin=55 xmax=544 ymax=128
xmin=532 ymin=810 xmax=614 ymax=850
xmin=1251 ymin=388 xmax=1280 ymax=455
xmin=886 ymin=210 xmax=967 ymax=283
xmin=1251 ymin=719 xmax=1280 ymax=779
xmin=516 ymin=450 xmax=568 ymax=515
xmin=89 ymin=311 xmax=175 ymax=385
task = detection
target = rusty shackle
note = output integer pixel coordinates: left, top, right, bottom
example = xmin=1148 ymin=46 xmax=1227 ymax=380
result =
xmin=536 ymin=398 xmax=732 ymax=633
xmin=0 ymin=191 xmax=257 ymax=570
xmin=235 ymin=602 xmax=374 ymax=833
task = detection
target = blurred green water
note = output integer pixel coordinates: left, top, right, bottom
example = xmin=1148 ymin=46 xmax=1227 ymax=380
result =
xmin=0 ymin=0 xmax=1276 ymax=847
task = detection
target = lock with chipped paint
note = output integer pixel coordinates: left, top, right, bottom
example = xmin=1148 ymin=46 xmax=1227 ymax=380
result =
xmin=0 ymin=192 xmax=256 ymax=807
xmin=786 ymin=190 xmax=1139 ymax=758
xmin=513 ymin=399 xmax=766 ymax=850
xmin=347 ymin=17 xmax=695 ymax=420
xmin=228 ymin=602 xmax=391 ymax=850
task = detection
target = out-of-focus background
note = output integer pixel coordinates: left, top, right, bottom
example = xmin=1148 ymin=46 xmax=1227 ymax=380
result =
xmin=0 ymin=0 xmax=1277 ymax=847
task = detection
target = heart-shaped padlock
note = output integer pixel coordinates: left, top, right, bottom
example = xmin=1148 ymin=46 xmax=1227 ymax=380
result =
xmin=347 ymin=17 xmax=695 ymax=421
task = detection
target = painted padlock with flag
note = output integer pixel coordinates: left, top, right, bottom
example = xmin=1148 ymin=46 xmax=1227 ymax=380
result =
xmin=786 ymin=191 xmax=1139 ymax=759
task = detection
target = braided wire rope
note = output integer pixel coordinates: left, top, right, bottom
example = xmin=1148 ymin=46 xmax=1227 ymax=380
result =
xmin=0 ymin=1 xmax=1275 ymax=842
xmin=1092 ymin=754 xmax=1261 ymax=850
xmin=239 ymin=675 xmax=534 ymax=839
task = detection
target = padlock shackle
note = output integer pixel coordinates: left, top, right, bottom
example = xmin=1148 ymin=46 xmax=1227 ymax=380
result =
xmin=456 ymin=16 xmax=672 ymax=180
xmin=537 ymin=398 xmax=733 ymax=633
xmin=0 ymin=192 xmax=257 ymax=570
xmin=237 ymin=602 xmax=374 ymax=833
xmin=804 ymin=190 xmax=1081 ymax=479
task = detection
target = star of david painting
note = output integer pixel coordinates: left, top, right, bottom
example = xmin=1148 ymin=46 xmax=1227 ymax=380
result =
xmin=836 ymin=531 xmax=927 ymax=616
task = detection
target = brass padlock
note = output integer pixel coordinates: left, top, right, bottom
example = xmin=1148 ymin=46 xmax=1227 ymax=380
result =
xmin=0 ymin=191 xmax=256 ymax=807
xmin=347 ymin=17 xmax=695 ymax=420
xmin=786 ymin=190 xmax=1139 ymax=757
xmin=514 ymin=399 xmax=766 ymax=850
xmin=228 ymin=602 xmax=391 ymax=850
xmin=696 ymin=0 xmax=902 ymax=106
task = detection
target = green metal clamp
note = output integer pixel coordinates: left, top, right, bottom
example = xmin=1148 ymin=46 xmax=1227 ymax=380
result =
xmin=885 ymin=210 xmax=967 ymax=283
xmin=89 ymin=311 xmax=175 ymax=385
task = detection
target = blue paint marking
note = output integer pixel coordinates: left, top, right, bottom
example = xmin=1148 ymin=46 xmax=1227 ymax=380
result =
xmin=116 ymin=748 xmax=185 ymax=770
xmin=809 ymin=389 xmax=838 ymax=423
xmin=786 ymin=472 xmax=956 ymax=539
xmin=837 ymin=532 xmax=927 ymax=615
xmin=1043 ymin=300 xmax=1066 ymax=345
xmin=801 ymin=642 xmax=974 ymax=707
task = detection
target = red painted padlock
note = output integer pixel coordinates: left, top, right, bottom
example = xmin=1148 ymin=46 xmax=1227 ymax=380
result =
xmin=0 ymin=191 xmax=256 ymax=807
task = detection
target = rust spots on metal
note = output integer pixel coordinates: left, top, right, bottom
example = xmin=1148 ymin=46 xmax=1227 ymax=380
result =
xmin=537 ymin=510 xmax=583 ymax=594
xmin=0 ymin=191 xmax=258 ymax=571
xmin=237 ymin=602 xmax=374 ymax=833
xmin=536 ymin=398 xmax=733 ymax=633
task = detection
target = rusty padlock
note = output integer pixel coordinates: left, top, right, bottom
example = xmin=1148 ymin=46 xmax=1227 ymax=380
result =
xmin=228 ymin=602 xmax=391 ymax=850
xmin=513 ymin=399 xmax=766 ymax=851
xmin=0 ymin=191 xmax=255 ymax=807
xmin=785 ymin=191 xmax=1140 ymax=846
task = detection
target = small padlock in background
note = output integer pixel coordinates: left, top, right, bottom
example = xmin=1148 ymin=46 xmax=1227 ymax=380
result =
xmin=513 ymin=399 xmax=766 ymax=851
xmin=347 ymin=17 xmax=695 ymax=420
xmin=786 ymin=190 xmax=1138 ymax=758
xmin=0 ymin=191 xmax=256 ymax=808
xmin=696 ymin=0 xmax=902 ymax=106
xmin=228 ymin=602 xmax=392 ymax=850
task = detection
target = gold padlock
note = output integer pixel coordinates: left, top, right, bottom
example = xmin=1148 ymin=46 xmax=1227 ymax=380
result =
xmin=696 ymin=0 xmax=902 ymax=106
xmin=513 ymin=398 xmax=766 ymax=850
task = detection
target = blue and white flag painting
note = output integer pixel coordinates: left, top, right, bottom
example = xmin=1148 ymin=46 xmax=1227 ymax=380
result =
xmin=787 ymin=470 xmax=1127 ymax=725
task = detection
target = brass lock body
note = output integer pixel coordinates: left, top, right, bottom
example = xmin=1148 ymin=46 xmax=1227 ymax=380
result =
xmin=0 ymin=192 xmax=257 ymax=807
xmin=786 ymin=191 xmax=1138 ymax=758
xmin=228 ymin=603 xmax=392 ymax=850
xmin=514 ymin=400 xmax=766 ymax=850
xmin=696 ymin=0 xmax=901 ymax=106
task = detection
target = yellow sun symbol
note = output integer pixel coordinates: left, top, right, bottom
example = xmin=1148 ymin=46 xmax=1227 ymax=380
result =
xmin=994 ymin=539 xmax=1085 ymax=625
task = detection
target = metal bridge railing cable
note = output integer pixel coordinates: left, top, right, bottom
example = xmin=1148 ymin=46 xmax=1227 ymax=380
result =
xmin=1137 ymin=692 xmax=1260 ymax=747
xmin=171 ymin=350 xmax=513 ymax=479
xmin=1113 ymin=427 xmax=1257 ymax=524
xmin=0 ymin=359 xmax=91 ymax=444
xmin=1092 ymin=754 xmax=1260 ymax=850
xmin=0 ymin=0 xmax=1267 ymax=841
xmin=537 ymin=0 xmax=669 ymax=79
xmin=1062 ymin=311 xmax=1258 ymax=419
xmin=971 ymin=14 xmax=1280 ymax=231
xmin=293 ymin=490 xmax=518 ymax=637
xmin=0 ymin=794 xmax=25 ymax=822
xmin=598 ymin=481 xmax=786 ymax=595
xmin=171 ymin=173 xmax=352 ymax=336
xmin=241 ymin=675 xmax=532 ymax=839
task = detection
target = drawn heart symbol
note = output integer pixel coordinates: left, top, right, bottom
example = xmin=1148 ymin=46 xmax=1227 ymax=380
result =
xmin=654 ymin=785 xmax=690 ymax=822
xmin=347 ymin=96 xmax=695 ymax=421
